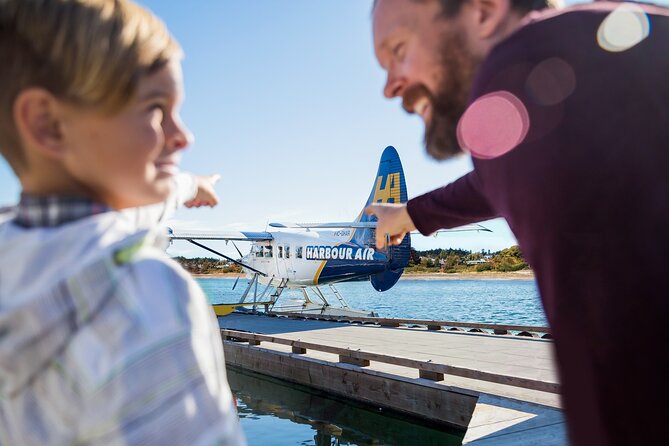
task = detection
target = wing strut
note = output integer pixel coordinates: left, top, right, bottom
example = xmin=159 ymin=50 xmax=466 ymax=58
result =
xmin=186 ymin=239 xmax=267 ymax=277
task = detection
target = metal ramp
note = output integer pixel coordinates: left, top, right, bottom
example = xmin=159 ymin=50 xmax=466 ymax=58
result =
xmin=328 ymin=283 xmax=350 ymax=308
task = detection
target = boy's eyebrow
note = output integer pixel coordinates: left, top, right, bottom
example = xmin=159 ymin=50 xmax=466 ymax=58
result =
xmin=138 ymin=88 xmax=175 ymax=101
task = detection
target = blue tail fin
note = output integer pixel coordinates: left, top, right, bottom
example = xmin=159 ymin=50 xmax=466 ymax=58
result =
xmin=353 ymin=146 xmax=411 ymax=292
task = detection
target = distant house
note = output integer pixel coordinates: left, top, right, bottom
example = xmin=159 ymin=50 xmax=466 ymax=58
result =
xmin=465 ymin=259 xmax=489 ymax=265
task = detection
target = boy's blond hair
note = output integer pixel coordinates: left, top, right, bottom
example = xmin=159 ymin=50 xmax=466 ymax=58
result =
xmin=0 ymin=0 xmax=182 ymax=174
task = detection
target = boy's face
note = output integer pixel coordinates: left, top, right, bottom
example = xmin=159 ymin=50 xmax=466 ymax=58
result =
xmin=58 ymin=60 xmax=192 ymax=209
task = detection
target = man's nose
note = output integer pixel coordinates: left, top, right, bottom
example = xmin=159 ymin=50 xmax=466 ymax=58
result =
xmin=383 ymin=73 xmax=405 ymax=99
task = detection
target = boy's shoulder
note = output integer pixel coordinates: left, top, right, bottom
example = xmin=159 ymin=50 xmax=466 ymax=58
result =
xmin=112 ymin=233 xmax=211 ymax=329
xmin=116 ymin=232 xmax=200 ymax=303
xmin=0 ymin=210 xmax=172 ymax=300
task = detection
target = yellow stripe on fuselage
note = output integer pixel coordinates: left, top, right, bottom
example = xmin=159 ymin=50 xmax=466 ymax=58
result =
xmin=312 ymin=260 xmax=327 ymax=285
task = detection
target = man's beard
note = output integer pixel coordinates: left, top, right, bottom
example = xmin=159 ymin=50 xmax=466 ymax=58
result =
xmin=404 ymin=32 xmax=481 ymax=160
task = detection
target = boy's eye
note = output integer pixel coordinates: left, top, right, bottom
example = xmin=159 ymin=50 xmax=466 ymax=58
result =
xmin=148 ymin=103 xmax=165 ymax=118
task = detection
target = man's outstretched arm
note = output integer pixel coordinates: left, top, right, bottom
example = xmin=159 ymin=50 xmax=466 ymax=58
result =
xmin=366 ymin=170 xmax=497 ymax=249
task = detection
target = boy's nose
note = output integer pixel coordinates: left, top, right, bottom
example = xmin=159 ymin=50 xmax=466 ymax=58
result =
xmin=165 ymin=115 xmax=193 ymax=151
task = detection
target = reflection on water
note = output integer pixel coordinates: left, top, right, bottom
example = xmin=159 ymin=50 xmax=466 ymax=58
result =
xmin=229 ymin=367 xmax=464 ymax=446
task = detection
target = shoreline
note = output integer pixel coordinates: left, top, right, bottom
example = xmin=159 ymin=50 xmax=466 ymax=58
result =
xmin=192 ymin=270 xmax=535 ymax=281
xmin=400 ymin=271 xmax=535 ymax=281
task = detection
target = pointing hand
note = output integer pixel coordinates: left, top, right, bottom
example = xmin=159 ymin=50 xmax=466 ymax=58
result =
xmin=185 ymin=174 xmax=221 ymax=208
xmin=364 ymin=203 xmax=416 ymax=250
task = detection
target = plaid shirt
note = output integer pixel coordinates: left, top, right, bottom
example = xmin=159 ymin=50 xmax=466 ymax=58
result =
xmin=13 ymin=194 xmax=113 ymax=228
xmin=0 ymin=193 xmax=246 ymax=446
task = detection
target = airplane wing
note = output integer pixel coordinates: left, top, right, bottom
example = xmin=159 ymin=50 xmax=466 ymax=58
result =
xmin=167 ymin=228 xmax=274 ymax=241
xmin=269 ymin=222 xmax=491 ymax=232
xmin=422 ymin=224 xmax=493 ymax=234
xmin=269 ymin=222 xmax=376 ymax=229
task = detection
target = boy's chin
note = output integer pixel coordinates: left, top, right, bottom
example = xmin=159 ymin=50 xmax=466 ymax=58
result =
xmin=111 ymin=184 xmax=172 ymax=210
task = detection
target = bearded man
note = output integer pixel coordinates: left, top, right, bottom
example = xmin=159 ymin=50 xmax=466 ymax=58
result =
xmin=367 ymin=1 xmax=669 ymax=445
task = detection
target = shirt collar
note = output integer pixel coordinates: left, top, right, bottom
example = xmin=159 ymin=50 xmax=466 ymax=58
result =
xmin=14 ymin=194 xmax=112 ymax=228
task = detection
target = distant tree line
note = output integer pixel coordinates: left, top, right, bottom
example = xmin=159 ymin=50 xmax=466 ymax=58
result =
xmin=406 ymin=245 xmax=529 ymax=273
xmin=172 ymin=256 xmax=242 ymax=274
xmin=173 ymin=245 xmax=529 ymax=275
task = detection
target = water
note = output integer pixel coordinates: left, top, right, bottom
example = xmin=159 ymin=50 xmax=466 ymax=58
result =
xmin=198 ymin=277 xmax=545 ymax=445
xmin=197 ymin=277 xmax=546 ymax=326
xmin=230 ymin=367 xmax=464 ymax=446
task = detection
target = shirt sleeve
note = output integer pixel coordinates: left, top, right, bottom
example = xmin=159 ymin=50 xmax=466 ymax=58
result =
xmin=123 ymin=172 xmax=198 ymax=228
xmin=407 ymin=170 xmax=498 ymax=235
xmin=73 ymin=251 xmax=246 ymax=446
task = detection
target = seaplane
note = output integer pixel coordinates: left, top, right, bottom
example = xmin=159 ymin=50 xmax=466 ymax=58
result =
xmin=168 ymin=146 xmax=490 ymax=317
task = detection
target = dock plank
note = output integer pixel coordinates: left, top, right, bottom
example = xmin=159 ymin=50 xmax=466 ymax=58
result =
xmin=219 ymin=313 xmax=567 ymax=444
xmin=219 ymin=313 xmax=560 ymax=406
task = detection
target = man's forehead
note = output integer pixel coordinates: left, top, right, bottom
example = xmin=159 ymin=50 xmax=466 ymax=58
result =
xmin=373 ymin=0 xmax=441 ymax=43
xmin=373 ymin=0 xmax=412 ymax=45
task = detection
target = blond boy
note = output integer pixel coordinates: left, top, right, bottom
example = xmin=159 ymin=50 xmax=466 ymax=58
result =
xmin=0 ymin=0 xmax=245 ymax=444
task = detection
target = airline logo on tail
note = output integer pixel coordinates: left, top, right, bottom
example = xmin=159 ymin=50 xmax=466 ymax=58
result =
xmin=372 ymin=173 xmax=401 ymax=204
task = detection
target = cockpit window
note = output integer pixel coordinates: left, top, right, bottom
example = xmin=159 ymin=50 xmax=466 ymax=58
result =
xmin=264 ymin=245 xmax=273 ymax=258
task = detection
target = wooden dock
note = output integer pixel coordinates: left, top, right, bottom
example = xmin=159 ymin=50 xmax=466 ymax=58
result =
xmin=219 ymin=313 xmax=567 ymax=445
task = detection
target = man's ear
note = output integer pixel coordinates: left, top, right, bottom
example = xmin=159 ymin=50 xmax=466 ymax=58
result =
xmin=13 ymin=88 xmax=66 ymax=159
xmin=469 ymin=0 xmax=513 ymax=40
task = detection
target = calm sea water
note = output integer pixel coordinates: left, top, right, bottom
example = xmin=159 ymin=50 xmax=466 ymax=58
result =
xmin=198 ymin=277 xmax=546 ymax=326
xmin=230 ymin=367 xmax=464 ymax=446
xmin=197 ymin=277 xmax=544 ymax=445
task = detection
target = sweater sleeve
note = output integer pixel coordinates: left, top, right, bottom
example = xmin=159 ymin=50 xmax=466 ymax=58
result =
xmin=406 ymin=170 xmax=498 ymax=235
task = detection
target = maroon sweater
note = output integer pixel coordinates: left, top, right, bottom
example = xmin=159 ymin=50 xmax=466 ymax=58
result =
xmin=407 ymin=3 xmax=669 ymax=445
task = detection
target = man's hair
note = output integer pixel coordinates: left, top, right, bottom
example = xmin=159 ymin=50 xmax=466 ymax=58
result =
xmin=0 ymin=0 xmax=182 ymax=174
xmin=426 ymin=0 xmax=557 ymax=17
xmin=373 ymin=0 xmax=558 ymax=18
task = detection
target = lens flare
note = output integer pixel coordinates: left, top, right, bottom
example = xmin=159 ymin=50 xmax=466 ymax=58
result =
xmin=526 ymin=58 xmax=576 ymax=106
xmin=597 ymin=3 xmax=650 ymax=52
xmin=457 ymin=91 xmax=530 ymax=160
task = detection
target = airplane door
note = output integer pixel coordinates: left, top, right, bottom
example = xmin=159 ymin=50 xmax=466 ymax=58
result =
xmin=284 ymin=244 xmax=296 ymax=281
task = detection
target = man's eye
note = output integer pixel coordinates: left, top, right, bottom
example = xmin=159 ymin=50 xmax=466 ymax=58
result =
xmin=392 ymin=42 xmax=405 ymax=59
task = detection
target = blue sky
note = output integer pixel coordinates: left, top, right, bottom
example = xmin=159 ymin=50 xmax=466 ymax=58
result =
xmin=1 ymin=1 xmax=664 ymax=257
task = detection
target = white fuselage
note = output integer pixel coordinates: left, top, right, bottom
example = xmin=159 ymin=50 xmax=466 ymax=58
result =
xmin=242 ymin=229 xmax=381 ymax=288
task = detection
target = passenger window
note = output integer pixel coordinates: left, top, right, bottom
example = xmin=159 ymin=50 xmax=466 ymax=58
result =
xmin=296 ymin=246 xmax=303 ymax=259
xmin=285 ymin=245 xmax=291 ymax=258
xmin=265 ymin=246 xmax=273 ymax=258
xmin=278 ymin=246 xmax=283 ymax=258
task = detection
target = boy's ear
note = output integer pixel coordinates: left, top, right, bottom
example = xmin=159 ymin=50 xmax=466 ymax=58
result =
xmin=13 ymin=88 xmax=66 ymax=159
xmin=468 ymin=0 xmax=513 ymax=40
